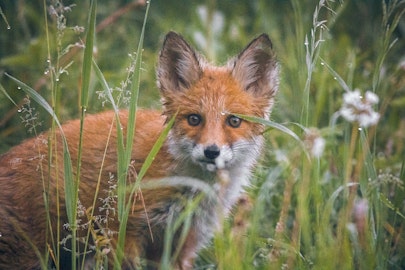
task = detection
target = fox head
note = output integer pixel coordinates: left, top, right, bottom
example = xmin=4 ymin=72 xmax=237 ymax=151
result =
xmin=157 ymin=31 xmax=279 ymax=173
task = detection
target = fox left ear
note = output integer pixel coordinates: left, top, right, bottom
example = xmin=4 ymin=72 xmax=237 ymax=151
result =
xmin=157 ymin=31 xmax=202 ymax=93
xmin=231 ymin=34 xmax=279 ymax=99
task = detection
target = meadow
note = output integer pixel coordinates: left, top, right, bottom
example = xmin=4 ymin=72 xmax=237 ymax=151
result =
xmin=0 ymin=0 xmax=404 ymax=269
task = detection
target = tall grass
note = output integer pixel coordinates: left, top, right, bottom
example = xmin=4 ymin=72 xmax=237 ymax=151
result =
xmin=1 ymin=0 xmax=404 ymax=269
xmin=2 ymin=0 xmax=157 ymax=268
xmin=198 ymin=0 xmax=405 ymax=269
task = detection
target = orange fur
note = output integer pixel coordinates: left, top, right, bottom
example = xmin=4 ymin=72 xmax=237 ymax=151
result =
xmin=0 ymin=32 xmax=279 ymax=269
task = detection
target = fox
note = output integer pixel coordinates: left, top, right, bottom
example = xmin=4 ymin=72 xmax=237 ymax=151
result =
xmin=0 ymin=31 xmax=279 ymax=269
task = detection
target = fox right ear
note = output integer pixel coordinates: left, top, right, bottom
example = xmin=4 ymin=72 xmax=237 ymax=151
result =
xmin=231 ymin=34 xmax=279 ymax=99
xmin=157 ymin=32 xmax=202 ymax=93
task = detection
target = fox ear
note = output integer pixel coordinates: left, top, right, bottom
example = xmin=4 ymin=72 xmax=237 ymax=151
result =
xmin=157 ymin=31 xmax=202 ymax=93
xmin=231 ymin=34 xmax=279 ymax=98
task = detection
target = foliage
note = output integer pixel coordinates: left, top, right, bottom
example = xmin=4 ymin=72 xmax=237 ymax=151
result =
xmin=0 ymin=0 xmax=405 ymax=269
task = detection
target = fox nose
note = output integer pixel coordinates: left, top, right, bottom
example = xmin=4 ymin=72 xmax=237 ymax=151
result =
xmin=204 ymin=145 xmax=220 ymax=160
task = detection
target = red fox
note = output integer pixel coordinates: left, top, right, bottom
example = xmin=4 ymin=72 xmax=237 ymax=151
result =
xmin=0 ymin=31 xmax=279 ymax=269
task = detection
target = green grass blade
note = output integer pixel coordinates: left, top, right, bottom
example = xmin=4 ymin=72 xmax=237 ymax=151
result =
xmin=132 ymin=112 xmax=175 ymax=191
xmin=92 ymin=58 xmax=119 ymax=113
xmin=113 ymin=2 xmax=151 ymax=267
xmin=81 ymin=0 xmax=97 ymax=108
xmin=115 ymin=113 xmax=175 ymax=269
xmin=62 ymin=142 xmax=75 ymax=224
xmin=379 ymin=193 xmax=405 ymax=220
xmin=4 ymin=73 xmax=76 ymax=224
xmin=234 ymin=113 xmax=302 ymax=143
xmin=359 ymin=130 xmax=377 ymax=193
xmin=5 ymin=73 xmax=63 ymax=129
xmin=124 ymin=1 xmax=151 ymax=162
xmin=319 ymin=57 xmax=351 ymax=92
xmin=234 ymin=114 xmax=311 ymax=159
xmin=0 ymin=82 xmax=18 ymax=107
xmin=115 ymin=0 xmax=152 ymax=225
xmin=162 ymin=193 xmax=204 ymax=268
xmin=92 ymin=55 xmax=126 ymax=222
xmin=92 ymin=57 xmax=127 ymax=223
xmin=70 ymin=1 xmax=97 ymax=268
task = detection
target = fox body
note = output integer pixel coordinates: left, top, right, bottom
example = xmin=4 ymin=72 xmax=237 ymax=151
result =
xmin=0 ymin=32 xmax=279 ymax=269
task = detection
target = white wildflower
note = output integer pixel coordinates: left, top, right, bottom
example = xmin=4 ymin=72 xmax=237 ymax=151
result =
xmin=304 ymin=128 xmax=326 ymax=158
xmin=339 ymin=89 xmax=380 ymax=127
xmin=365 ymin=91 xmax=379 ymax=104
xmin=312 ymin=136 xmax=326 ymax=158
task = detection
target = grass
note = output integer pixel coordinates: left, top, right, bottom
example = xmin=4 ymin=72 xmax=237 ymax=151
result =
xmin=1 ymin=0 xmax=405 ymax=269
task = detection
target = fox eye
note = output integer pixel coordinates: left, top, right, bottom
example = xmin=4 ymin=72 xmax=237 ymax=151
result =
xmin=187 ymin=114 xmax=202 ymax=126
xmin=227 ymin=115 xmax=242 ymax=128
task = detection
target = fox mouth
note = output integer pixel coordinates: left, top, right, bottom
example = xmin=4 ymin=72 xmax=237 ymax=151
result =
xmin=198 ymin=159 xmax=215 ymax=165
xmin=199 ymin=161 xmax=218 ymax=172
xmin=197 ymin=158 xmax=228 ymax=172
xmin=198 ymin=159 xmax=215 ymax=166
xmin=189 ymin=144 xmax=233 ymax=172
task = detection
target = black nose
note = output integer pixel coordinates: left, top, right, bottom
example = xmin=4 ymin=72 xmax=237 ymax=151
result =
xmin=204 ymin=145 xmax=220 ymax=160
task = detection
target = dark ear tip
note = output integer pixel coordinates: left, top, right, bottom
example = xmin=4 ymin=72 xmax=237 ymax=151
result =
xmin=164 ymin=31 xmax=183 ymax=43
xmin=256 ymin=33 xmax=273 ymax=49
xmin=258 ymin=33 xmax=270 ymax=39
xmin=165 ymin=31 xmax=179 ymax=38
